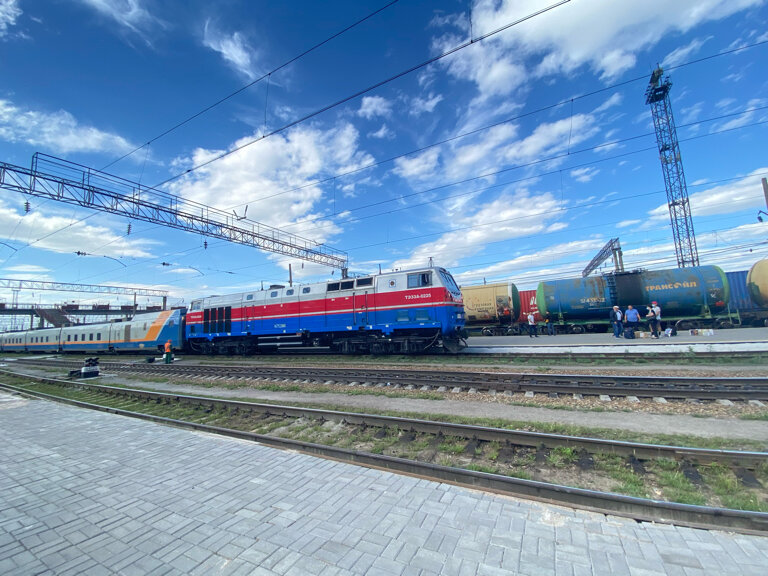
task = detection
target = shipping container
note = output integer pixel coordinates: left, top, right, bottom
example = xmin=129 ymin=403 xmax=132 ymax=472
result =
xmin=517 ymin=289 xmax=542 ymax=323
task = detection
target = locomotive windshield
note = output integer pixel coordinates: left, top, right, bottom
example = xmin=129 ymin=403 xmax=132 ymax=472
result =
xmin=438 ymin=268 xmax=461 ymax=297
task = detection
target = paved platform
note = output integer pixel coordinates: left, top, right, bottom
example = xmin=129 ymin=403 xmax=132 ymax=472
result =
xmin=1 ymin=392 xmax=767 ymax=575
xmin=465 ymin=327 xmax=768 ymax=354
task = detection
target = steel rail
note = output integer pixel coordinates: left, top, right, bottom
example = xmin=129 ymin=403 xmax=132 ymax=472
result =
xmin=1 ymin=376 xmax=766 ymax=535
xmin=10 ymin=358 xmax=768 ymax=400
xmin=1 ymin=371 xmax=766 ymax=467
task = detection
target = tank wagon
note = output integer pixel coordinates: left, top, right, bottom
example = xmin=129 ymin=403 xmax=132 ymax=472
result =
xmin=0 ymin=309 xmax=184 ymax=354
xmin=185 ymin=265 xmax=465 ymax=354
xmin=536 ymin=265 xmax=729 ymax=333
xmin=460 ymin=282 xmax=520 ymax=335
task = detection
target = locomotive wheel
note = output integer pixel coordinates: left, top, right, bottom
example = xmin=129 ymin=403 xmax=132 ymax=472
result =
xmin=570 ymin=325 xmax=584 ymax=334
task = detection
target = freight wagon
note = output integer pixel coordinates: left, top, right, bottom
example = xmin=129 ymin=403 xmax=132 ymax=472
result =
xmin=460 ymin=282 xmax=519 ymax=335
xmin=537 ymin=265 xmax=730 ymax=333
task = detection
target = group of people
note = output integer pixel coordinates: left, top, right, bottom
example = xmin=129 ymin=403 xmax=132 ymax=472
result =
xmin=526 ymin=311 xmax=557 ymax=337
xmin=610 ymin=302 xmax=662 ymax=339
xmin=523 ymin=302 xmax=662 ymax=338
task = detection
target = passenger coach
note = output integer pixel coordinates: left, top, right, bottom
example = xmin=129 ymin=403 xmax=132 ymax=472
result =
xmin=0 ymin=309 xmax=184 ymax=354
xmin=185 ymin=266 xmax=466 ymax=354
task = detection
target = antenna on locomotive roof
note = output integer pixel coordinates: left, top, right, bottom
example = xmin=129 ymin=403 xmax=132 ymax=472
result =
xmin=378 ymin=264 xmax=382 ymax=274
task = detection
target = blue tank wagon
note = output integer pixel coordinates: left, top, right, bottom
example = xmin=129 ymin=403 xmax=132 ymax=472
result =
xmin=536 ymin=265 xmax=730 ymax=333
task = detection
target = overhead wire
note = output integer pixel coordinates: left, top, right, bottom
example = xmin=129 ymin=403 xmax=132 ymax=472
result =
xmin=100 ymin=0 xmax=403 ymax=171
xmin=151 ymin=0 xmax=573 ymax=189
xmin=219 ymin=38 xmax=768 ymax=213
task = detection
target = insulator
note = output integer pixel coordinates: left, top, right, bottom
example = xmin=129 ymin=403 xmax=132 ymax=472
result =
xmin=24 ymin=200 xmax=30 ymax=213
xmin=127 ymin=223 xmax=132 ymax=235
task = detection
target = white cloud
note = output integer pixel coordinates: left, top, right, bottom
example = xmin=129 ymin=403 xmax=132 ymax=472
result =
xmin=410 ymin=93 xmax=444 ymax=116
xmin=0 ymin=0 xmax=21 ymax=37
xmin=570 ymin=167 xmax=599 ymax=183
xmin=662 ymin=36 xmax=711 ymax=67
xmin=203 ymin=20 xmax=259 ymax=81
xmin=680 ymin=102 xmax=704 ymax=125
xmin=368 ymin=124 xmax=394 ymax=140
xmin=77 ymin=0 xmax=163 ymax=41
xmin=168 ymin=122 xmax=374 ymax=243
xmin=433 ymin=0 xmax=764 ymax=103
xmin=391 ymin=189 xmax=566 ymax=271
xmin=643 ymin=169 xmax=768 ymax=225
xmin=593 ymin=93 xmax=623 ymax=114
xmin=357 ymin=96 xmax=392 ymax=120
xmin=0 ymin=99 xmax=136 ymax=155
xmin=0 ymin=200 xmax=156 ymax=258
xmin=393 ymin=148 xmax=441 ymax=182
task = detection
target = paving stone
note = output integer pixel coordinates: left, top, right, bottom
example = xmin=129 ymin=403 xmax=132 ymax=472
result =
xmin=3 ymin=392 xmax=768 ymax=576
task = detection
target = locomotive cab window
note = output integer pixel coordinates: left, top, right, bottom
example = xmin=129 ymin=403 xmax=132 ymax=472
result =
xmin=302 ymin=287 xmax=311 ymax=294
xmin=286 ymin=289 xmax=294 ymax=296
xmin=270 ymin=291 xmax=278 ymax=298
xmin=246 ymin=294 xmax=253 ymax=301
xmin=407 ymin=272 xmax=432 ymax=288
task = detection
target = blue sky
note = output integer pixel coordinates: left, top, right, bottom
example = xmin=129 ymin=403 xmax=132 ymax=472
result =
xmin=1 ymin=0 xmax=768 ymax=314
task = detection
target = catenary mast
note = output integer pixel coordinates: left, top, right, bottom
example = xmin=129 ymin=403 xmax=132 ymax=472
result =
xmin=645 ymin=66 xmax=699 ymax=268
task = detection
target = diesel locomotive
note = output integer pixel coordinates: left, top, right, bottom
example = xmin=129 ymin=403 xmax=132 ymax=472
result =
xmin=0 ymin=265 xmax=467 ymax=355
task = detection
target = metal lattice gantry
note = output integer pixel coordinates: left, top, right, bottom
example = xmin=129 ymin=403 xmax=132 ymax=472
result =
xmin=645 ymin=67 xmax=699 ymax=268
xmin=0 ymin=153 xmax=349 ymax=270
xmin=582 ymin=238 xmax=624 ymax=277
xmin=0 ymin=278 xmax=168 ymax=298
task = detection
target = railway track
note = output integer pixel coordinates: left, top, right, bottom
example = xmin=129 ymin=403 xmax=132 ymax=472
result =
xmin=10 ymin=357 xmax=768 ymax=401
xmin=1 ymin=371 xmax=767 ymax=534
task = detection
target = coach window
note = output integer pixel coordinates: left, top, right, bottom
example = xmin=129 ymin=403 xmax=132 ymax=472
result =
xmin=67 ymin=335 xmax=71 ymax=342
xmin=302 ymin=287 xmax=311 ymax=294
xmin=407 ymin=272 xmax=432 ymax=288
xmin=327 ymin=282 xmax=340 ymax=292
xmin=225 ymin=306 xmax=232 ymax=333
xmin=46 ymin=336 xmax=49 ymax=342
xmin=97 ymin=333 xmax=101 ymax=340
xmin=204 ymin=308 xmax=210 ymax=332
xmin=340 ymin=280 xmax=354 ymax=290
xmin=356 ymin=277 xmax=373 ymax=287
xmin=90 ymin=333 xmax=94 ymax=341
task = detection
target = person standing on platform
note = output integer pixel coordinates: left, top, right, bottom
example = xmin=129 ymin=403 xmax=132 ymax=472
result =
xmin=544 ymin=311 xmax=555 ymax=335
xmin=624 ymin=304 xmax=640 ymax=331
xmin=164 ymin=339 xmax=173 ymax=364
xmin=645 ymin=305 xmax=659 ymax=338
xmin=610 ymin=305 xmax=623 ymax=338
xmin=527 ymin=312 xmax=538 ymax=338
xmin=652 ymin=301 xmax=662 ymax=336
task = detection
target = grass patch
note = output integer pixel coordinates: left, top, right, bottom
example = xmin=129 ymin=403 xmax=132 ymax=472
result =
xmin=546 ymin=446 xmax=578 ymax=467
xmin=650 ymin=459 xmax=705 ymax=505
xmin=594 ymin=454 xmax=648 ymax=498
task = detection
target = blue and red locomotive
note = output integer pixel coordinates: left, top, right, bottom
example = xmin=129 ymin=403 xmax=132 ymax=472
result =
xmin=0 ymin=266 xmax=467 ymax=355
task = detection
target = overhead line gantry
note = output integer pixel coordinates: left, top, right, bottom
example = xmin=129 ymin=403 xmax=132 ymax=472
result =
xmin=0 ymin=153 xmax=349 ymax=271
